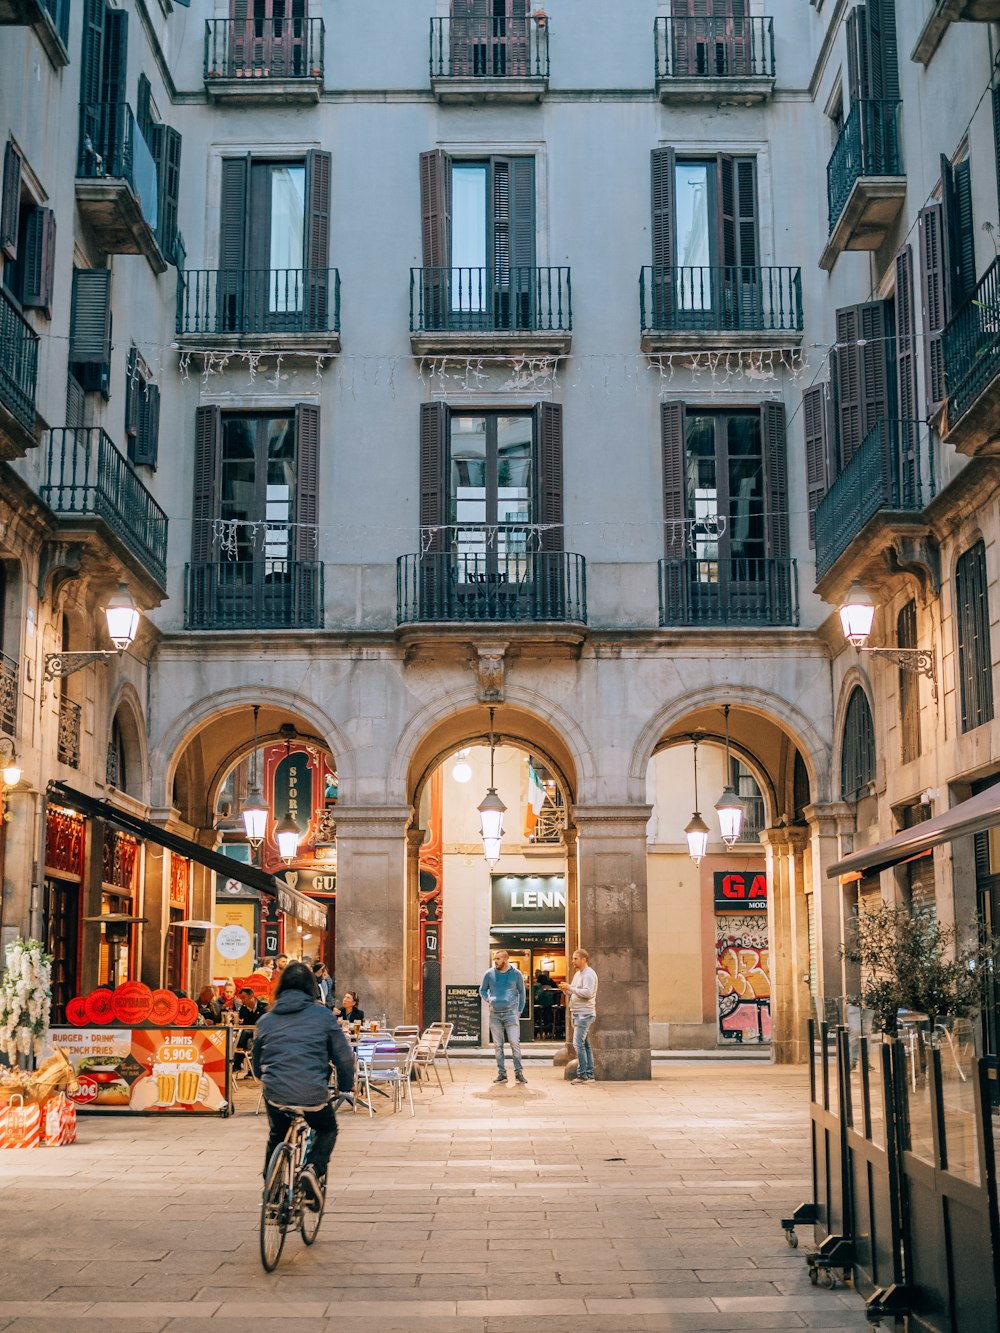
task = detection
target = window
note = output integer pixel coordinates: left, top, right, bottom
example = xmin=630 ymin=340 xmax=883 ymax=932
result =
xmin=841 ymin=686 xmax=875 ymax=800
xmin=450 ymin=0 xmax=530 ymax=78
xmin=228 ymin=0 xmax=308 ymax=78
xmin=897 ymin=599 xmax=920 ymax=763
xmin=125 ymin=347 xmax=160 ymax=468
xmin=669 ymin=1 xmax=751 ymax=78
xmin=731 ymin=758 xmax=764 ymax=841
xmin=832 ymin=299 xmax=894 ymax=472
xmin=845 ymin=1 xmax=899 ymax=107
xmin=956 ymin=539 xmax=994 ymax=733
xmin=419 ymin=151 xmax=536 ymax=330
xmin=69 ymin=267 xmax=112 ymax=398
xmin=218 ymin=151 xmax=330 ymax=331
xmin=1 ymin=142 xmax=56 ymax=316
xmin=106 ymin=717 xmax=127 ymax=791
xmin=792 ymin=750 xmax=810 ymax=822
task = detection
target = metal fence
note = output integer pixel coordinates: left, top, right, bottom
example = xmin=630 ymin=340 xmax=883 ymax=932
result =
xmin=410 ymin=266 xmax=571 ymax=335
xmin=77 ymin=102 xmax=158 ymax=231
xmin=640 ymin=265 xmax=802 ymax=334
xmin=0 ymin=284 xmax=39 ymax=432
xmin=827 ymin=99 xmax=903 ymax=232
xmin=177 ymin=267 xmax=341 ymax=338
xmin=943 ymin=255 xmax=1000 ymax=428
xmin=397 ymin=551 xmax=587 ymax=625
xmin=185 ymin=560 xmax=324 ymax=630
xmin=654 ymin=15 xmax=775 ymax=80
xmin=658 ymin=557 xmax=798 ymax=627
xmin=204 ymin=17 xmax=324 ymax=81
xmin=429 ymin=14 xmax=548 ymax=80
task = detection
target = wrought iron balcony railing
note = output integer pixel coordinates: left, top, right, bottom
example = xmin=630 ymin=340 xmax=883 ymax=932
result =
xmin=397 ymin=550 xmax=586 ymax=625
xmin=943 ymin=255 xmax=1000 ymax=427
xmin=0 ymin=283 xmax=39 ymax=433
xmin=0 ymin=650 xmax=17 ymax=736
xmin=410 ymin=267 xmax=571 ymax=335
xmin=77 ymin=102 xmax=158 ymax=231
xmin=658 ymin=557 xmax=798 ymax=627
xmin=177 ymin=268 xmax=341 ymax=338
xmin=654 ymin=15 xmax=775 ymax=80
xmin=429 ymin=14 xmax=548 ymax=80
xmin=41 ymin=428 xmax=168 ymax=587
xmin=814 ymin=420 xmax=934 ymax=579
xmin=204 ymin=17 xmax=324 ymax=81
xmin=58 ymin=696 xmax=81 ymax=769
xmin=640 ymin=265 xmax=802 ymax=334
xmin=827 ymin=99 xmax=903 ymax=233
xmin=185 ymin=560 xmax=324 ymax=630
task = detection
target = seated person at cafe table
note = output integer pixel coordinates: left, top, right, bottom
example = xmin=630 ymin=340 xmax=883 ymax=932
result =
xmin=197 ymin=985 xmax=221 ymax=1024
xmin=219 ymin=980 xmax=241 ymax=1016
xmin=233 ymin=987 xmax=263 ymax=1071
xmin=333 ymin=992 xmax=364 ymax=1024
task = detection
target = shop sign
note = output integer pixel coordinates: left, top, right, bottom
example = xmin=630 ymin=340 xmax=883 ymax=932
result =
xmin=48 ymin=1026 xmax=231 ymax=1114
xmin=281 ymin=867 xmax=337 ymax=896
xmin=261 ymin=896 xmax=281 ymax=957
xmin=169 ymin=854 xmax=189 ymax=910
xmin=213 ymin=902 xmax=255 ymax=977
xmin=713 ymin=870 xmax=768 ymax=913
xmin=445 ymin=985 xmax=482 ymax=1046
xmin=44 ymin=808 xmax=85 ymax=879
xmin=491 ymin=875 xmax=566 ymax=928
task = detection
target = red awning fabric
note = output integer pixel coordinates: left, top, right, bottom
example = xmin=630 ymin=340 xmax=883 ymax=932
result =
xmin=827 ymin=784 xmax=1000 ymax=880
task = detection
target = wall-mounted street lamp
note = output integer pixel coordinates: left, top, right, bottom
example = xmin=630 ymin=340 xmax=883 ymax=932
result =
xmin=44 ymin=584 xmax=142 ymax=681
xmin=685 ymin=736 xmax=710 ymax=866
xmin=839 ymin=583 xmax=937 ymax=699
xmin=477 ymin=707 xmax=506 ymax=868
xmin=713 ymin=704 xmax=745 ymax=848
xmin=0 ymin=737 xmax=21 ymax=789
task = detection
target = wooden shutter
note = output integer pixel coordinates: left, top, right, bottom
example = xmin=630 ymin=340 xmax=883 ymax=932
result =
xmin=1 ymin=141 xmax=21 ymax=261
xmin=192 ymin=405 xmax=221 ymax=563
xmin=101 ymin=7 xmax=128 ymax=105
xmin=833 ymin=300 xmax=892 ymax=467
xmin=419 ymin=402 xmax=448 ymax=546
xmin=718 ymin=155 xmax=758 ymax=325
xmin=802 ymin=384 xmax=831 ymax=546
xmin=304 ymin=148 xmax=331 ymax=329
xmin=420 ymin=150 xmax=451 ymax=328
xmin=993 ymin=85 xmax=1000 ymax=226
xmin=845 ymin=5 xmax=870 ymax=104
xmin=125 ymin=345 xmax=139 ymax=441
xmin=149 ymin=124 xmax=182 ymax=266
xmin=535 ymin=402 xmax=563 ymax=551
xmin=69 ymin=268 xmax=112 ymax=365
xmin=219 ymin=156 xmax=249 ymax=331
xmin=660 ymin=401 xmax=686 ymax=559
xmin=66 ymin=373 xmax=86 ymax=429
xmin=80 ymin=0 xmax=106 ymax=108
xmin=509 ymin=156 xmax=535 ymax=322
xmin=136 ymin=73 xmax=152 ymax=140
xmin=894 ymin=245 xmax=917 ymax=427
xmin=133 ymin=383 xmax=160 ymax=469
xmin=21 ymin=208 xmax=57 ymax=316
xmin=762 ymin=402 xmax=788 ymax=562
xmin=865 ymin=0 xmax=898 ymax=101
xmin=919 ymin=203 xmax=948 ymax=416
xmin=950 ymin=159 xmax=976 ymax=310
xmin=651 ymin=148 xmax=676 ymax=327
xmin=294 ymin=403 xmax=320 ymax=562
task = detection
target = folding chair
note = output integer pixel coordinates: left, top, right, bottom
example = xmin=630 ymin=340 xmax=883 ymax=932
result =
xmin=428 ymin=1021 xmax=455 ymax=1081
xmin=413 ymin=1029 xmax=444 ymax=1093
xmin=357 ymin=1038 xmax=414 ymax=1116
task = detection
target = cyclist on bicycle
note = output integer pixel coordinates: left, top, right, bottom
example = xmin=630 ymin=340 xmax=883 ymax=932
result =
xmin=251 ymin=961 xmax=355 ymax=1209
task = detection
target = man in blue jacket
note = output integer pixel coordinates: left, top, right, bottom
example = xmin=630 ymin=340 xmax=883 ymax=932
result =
xmin=251 ymin=961 xmax=355 ymax=1208
xmin=480 ymin=950 xmax=527 ymax=1085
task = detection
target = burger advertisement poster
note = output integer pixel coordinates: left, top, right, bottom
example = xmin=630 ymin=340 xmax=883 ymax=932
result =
xmin=48 ymin=1027 xmax=230 ymax=1115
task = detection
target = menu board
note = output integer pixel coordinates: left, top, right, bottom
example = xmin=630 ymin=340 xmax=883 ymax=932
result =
xmin=445 ymin=985 xmax=483 ymax=1047
xmin=48 ymin=1027 xmax=232 ymax=1116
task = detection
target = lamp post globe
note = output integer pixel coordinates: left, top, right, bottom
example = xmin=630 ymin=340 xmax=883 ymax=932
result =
xmin=274 ymin=812 xmax=301 ymax=863
xmin=714 ymin=787 xmax=745 ymax=847
xmin=105 ymin=584 xmax=141 ymax=652
xmin=685 ymin=810 xmax=710 ymax=865
xmin=839 ymin=583 xmax=876 ymax=649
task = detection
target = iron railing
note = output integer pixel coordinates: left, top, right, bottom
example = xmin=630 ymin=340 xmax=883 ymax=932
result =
xmin=410 ymin=266 xmax=571 ymax=334
xmin=0 ymin=283 xmax=39 ymax=433
xmin=654 ymin=15 xmax=774 ymax=80
xmin=57 ymin=696 xmax=81 ymax=769
xmin=815 ymin=419 xmax=934 ymax=579
xmin=77 ymin=103 xmax=158 ymax=231
xmin=429 ymin=14 xmax=548 ymax=80
xmin=658 ymin=557 xmax=798 ymax=626
xmin=0 ymin=650 xmax=17 ymax=737
xmin=185 ymin=560 xmax=324 ymax=630
xmin=204 ymin=17 xmax=324 ymax=81
xmin=397 ymin=550 xmax=587 ymax=625
xmin=41 ymin=428 xmax=168 ymax=587
xmin=827 ymin=99 xmax=903 ymax=233
xmin=177 ymin=268 xmax=341 ymax=338
xmin=640 ymin=265 xmax=802 ymax=334
xmin=943 ymin=255 xmax=1000 ymax=427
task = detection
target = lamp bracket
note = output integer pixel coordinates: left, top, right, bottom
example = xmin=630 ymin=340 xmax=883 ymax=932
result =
xmin=862 ymin=645 xmax=938 ymax=697
xmin=44 ymin=649 xmax=120 ymax=682
xmin=474 ymin=641 xmax=508 ymax=703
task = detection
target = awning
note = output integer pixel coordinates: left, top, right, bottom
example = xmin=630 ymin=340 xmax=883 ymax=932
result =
xmin=827 ymin=783 xmax=1000 ymax=880
xmin=48 ymin=782 xmax=327 ymax=929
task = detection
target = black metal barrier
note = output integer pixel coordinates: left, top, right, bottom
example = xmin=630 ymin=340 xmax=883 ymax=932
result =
xmin=783 ymin=1019 xmax=1000 ymax=1328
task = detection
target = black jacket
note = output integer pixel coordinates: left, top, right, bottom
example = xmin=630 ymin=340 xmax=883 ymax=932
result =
xmin=251 ymin=990 xmax=355 ymax=1107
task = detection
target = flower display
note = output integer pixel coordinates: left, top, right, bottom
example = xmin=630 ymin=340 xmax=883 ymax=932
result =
xmin=0 ymin=939 xmax=53 ymax=1063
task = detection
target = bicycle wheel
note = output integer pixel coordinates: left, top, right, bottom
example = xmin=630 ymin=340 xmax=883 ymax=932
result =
xmin=259 ymin=1143 xmax=293 ymax=1271
xmin=299 ymin=1173 xmax=325 ymax=1245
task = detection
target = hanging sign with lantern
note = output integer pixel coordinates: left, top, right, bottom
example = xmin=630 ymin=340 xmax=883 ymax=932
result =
xmin=261 ymin=741 xmax=336 ymax=873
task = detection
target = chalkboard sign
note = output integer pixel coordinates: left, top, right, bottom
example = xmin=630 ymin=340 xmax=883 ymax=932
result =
xmin=445 ymin=984 xmax=483 ymax=1046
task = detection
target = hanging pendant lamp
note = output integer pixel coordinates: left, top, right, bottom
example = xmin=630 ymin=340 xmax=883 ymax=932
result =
xmin=685 ymin=737 xmax=710 ymax=865
xmin=714 ymin=704 xmax=745 ymax=847
xmin=478 ymin=708 xmax=507 ymax=867
xmin=240 ymin=704 xmax=269 ymax=852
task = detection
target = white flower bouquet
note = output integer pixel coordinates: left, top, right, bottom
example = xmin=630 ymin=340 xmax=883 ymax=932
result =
xmin=0 ymin=939 xmax=53 ymax=1064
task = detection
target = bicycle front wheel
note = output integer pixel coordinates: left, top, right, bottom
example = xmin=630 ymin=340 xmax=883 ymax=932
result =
xmin=260 ymin=1143 xmax=294 ymax=1271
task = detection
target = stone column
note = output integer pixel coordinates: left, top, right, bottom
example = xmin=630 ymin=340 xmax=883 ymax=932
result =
xmin=404 ymin=826 xmax=424 ymax=1025
xmin=333 ymin=805 xmax=412 ymax=1027
xmin=804 ymin=802 xmax=856 ymax=1019
xmin=563 ymin=823 xmax=579 ymax=961
xmin=760 ymin=826 xmax=812 ymax=1064
xmin=573 ymin=804 xmax=653 ymax=1081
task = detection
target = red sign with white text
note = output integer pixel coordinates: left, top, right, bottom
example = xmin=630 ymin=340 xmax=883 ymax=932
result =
xmin=713 ymin=870 xmax=768 ymax=913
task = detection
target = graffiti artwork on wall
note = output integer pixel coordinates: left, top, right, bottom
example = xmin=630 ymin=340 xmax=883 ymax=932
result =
xmin=715 ymin=913 xmax=771 ymax=1044
xmin=419 ymin=768 xmax=443 ymax=1027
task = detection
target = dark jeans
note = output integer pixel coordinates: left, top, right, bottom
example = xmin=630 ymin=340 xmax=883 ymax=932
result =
xmin=263 ymin=1101 xmax=337 ymax=1181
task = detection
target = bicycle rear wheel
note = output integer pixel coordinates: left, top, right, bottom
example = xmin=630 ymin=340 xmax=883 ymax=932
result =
xmin=260 ymin=1143 xmax=293 ymax=1271
xmin=300 ymin=1175 xmax=325 ymax=1245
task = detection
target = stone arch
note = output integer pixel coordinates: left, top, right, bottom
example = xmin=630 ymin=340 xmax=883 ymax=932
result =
xmin=106 ymin=681 xmax=149 ymax=803
xmin=651 ymin=734 xmax=779 ymax=828
xmin=629 ymin=684 xmax=832 ymax=807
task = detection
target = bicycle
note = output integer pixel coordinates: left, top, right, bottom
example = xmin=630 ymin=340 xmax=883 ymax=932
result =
xmin=259 ymin=1106 xmax=326 ymax=1271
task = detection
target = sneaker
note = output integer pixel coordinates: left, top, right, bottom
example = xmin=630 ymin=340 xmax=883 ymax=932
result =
xmin=514 ymin=1072 xmax=527 ymax=1084
xmin=570 ymin=1075 xmax=585 ymax=1084
xmin=300 ymin=1163 xmax=324 ymax=1211
xmin=494 ymin=1073 xmax=508 ymax=1084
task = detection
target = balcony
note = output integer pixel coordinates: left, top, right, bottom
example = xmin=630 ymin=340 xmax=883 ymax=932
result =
xmin=658 ymin=558 xmax=798 ymax=627
xmin=397 ymin=550 xmax=587 ymax=628
xmin=0 ymin=650 xmax=17 ymax=736
xmin=409 ymin=266 xmax=571 ymax=355
xmin=429 ymin=15 xmax=548 ymax=104
xmin=639 ymin=265 xmax=802 ymax=353
xmin=814 ymin=420 xmax=934 ymax=582
xmin=0 ymin=285 xmax=39 ymax=459
xmin=41 ymin=428 xmax=168 ymax=592
xmin=185 ymin=560 xmax=324 ymax=630
xmin=57 ymin=696 xmax=81 ymax=770
xmin=821 ymin=100 xmax=905 ymax=271
xmin=204 ymin=18 xmax=324 ymax=103
xmin=654 ymin=16 xmax=774 ymax=104
xmin=176 ymin=268 xmax=341 ymax=352
xmin=0 ymin=0 xmax=68 ymax=65
xmin=942 ymin=258 xmax=1000 ymax=456
xmin=913 ymin=0 xmax=1000 ymax=64
xmin=76 ymin=103 xmax=166 ymax=274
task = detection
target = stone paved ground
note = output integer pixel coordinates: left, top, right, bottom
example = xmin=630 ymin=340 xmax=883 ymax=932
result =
xmin=0 ymin=1060 xmax=869 ymax=1332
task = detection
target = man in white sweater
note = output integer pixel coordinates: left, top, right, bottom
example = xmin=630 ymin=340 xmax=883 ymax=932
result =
xmin=558 ymin=948 xmax=599 ymax=1083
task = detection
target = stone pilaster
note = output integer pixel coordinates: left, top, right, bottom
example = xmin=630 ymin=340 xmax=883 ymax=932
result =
xmin=804 ymin=802 xmax=856 ymax=1018
xmin=404 ymin=825 xmax=424 ymax=1025
xmin=573 ymin=804 xmax=653 ymax=1081
xmin=332 ymin=805 xmax=412 ymax=1027
xmin=759 ymin=826 xmax=812 ymax=1064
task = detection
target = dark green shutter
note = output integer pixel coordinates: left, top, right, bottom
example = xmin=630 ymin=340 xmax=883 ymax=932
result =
xmin=509 ymin=156 xmax=535 ymax=327
xmin=919 ymin=204 xmax=948 ymax=415
xmin=865 ymin=0 xmax=898 ymax=101
xmin=660 ymin=401 xmax=686 ymax=559
xmin=125 ymin=345 xmax=139 ymax=441
xmin=651 ymin=147 xmax=676 ymax=327
xmin=762 ymin=402 xmax=788 ymax=563
xmin=149 ymin=124 xmax=182 ymax=266
xmin=192 ymin=405 xmax=221 ymax=564
xmin=951 ymin=159 xmax=976 ymax=309
xmin=535 ymin=402 xmax=563 ymax=550
xmin=133 ymin=383 xmax=159 ymax=469
xmin=894 ymin=245 xmax=917 ymax=426
xmin=845 ymin=6 xmax=870 ymax=103
xmin=1 ymin=140 xmax=21 ymax=261
xmin=66 ymin=373 xmax=86 ymax=429
xmin=100 ymin=7 xmax=128 ymax=105
xmin=136 ymin=73 xmax=152 ymax=140
xmin=833 ymin=300 xmax=892 ymax=468
xmin=80 ymin=0 xmax=106 ymax=108
xmin=718 ymin=155 xmax=758 ymax=325
xmin=294 ymin=404 xmax=320 ymax=562
xmin=993 ymin=85 xmax=1000 ymax=225
xmin=218 ymin=156 xmax=249 ymax=331
xmin=304 ymin=148 xmax=332 ymax=330
xmin=802 ymin=384 xmax=831 ymax=546
xmin=21 ymin=207 xmax=56 ymax=315
xmin=69 ymin=268 xmax=112 ymax=364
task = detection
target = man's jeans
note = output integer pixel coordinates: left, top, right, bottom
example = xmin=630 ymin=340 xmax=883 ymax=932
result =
xmin=572 ymin=1012 xmax=596 ymax=1078
xmin=489 ymin=1007 xmax=523 ymax=1075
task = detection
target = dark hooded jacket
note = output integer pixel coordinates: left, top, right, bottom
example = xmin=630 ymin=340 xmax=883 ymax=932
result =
xmin=251 ymin=990 xmax=355 ymax=1107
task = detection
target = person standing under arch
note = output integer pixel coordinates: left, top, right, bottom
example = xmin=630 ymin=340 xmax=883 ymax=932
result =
xmin=480 ymin=950 xmax=527 ymax=1084
xmin=559 ymin=948 xmax=598 ymax=1083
